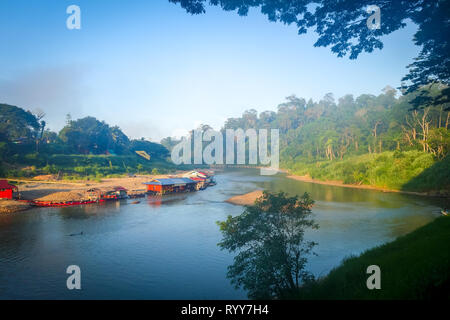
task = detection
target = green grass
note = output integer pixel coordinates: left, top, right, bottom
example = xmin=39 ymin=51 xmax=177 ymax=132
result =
xmin=294 ymin=216 xmax=450 ymax=300
xmin=285 ymin=151 xmax=449 ymax=192
xmin=1 ymin=153 xmax=192 ymax=179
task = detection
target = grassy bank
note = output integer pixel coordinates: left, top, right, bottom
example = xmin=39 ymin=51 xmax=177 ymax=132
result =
xmin=284 ymin=151 xmax=450 ymax=193
xmin=294 ymin=216 xmax=450 ymax=300
xmin=0 ymin=154 xmax=189 ymax=180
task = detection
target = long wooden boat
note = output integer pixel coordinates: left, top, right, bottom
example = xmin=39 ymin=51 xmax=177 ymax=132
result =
xmin=32 ymin=200 xmax=103 ymax=207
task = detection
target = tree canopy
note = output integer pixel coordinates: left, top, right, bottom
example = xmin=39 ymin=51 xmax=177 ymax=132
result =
xmin=58 ymin=116 xmax=130 ymax=155
xmin=218 ymin=191 xmax=318 ymax=299
xmin=0 ymin=104 xmax=41 ymax=141
xmin=222 ymin=86 xmax=450 ymax=164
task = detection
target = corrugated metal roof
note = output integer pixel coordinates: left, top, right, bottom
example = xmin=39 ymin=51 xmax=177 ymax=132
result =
xmin=143 ymin=178 xmax=196 ymax=186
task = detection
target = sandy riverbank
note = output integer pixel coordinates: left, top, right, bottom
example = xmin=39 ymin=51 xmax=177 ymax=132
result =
xmin=226 ymin=190 xmax=264 ymax=206
xmin=13 ymin=174 xmax=184 ymax=201
xmin=0 ymin=200 xmax=32 ymax=214
xmin=285 ymin=174 xmax=437 ymax=196
xmin=225 ymin=171 xmax=445 ymax=207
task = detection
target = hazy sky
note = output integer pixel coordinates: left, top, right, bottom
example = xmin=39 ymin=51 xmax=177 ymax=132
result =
xmin=0 ymin=0 xmax=420 ymax=141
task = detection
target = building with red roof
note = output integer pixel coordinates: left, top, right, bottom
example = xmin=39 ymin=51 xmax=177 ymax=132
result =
xmin=0 ymin=180 xmax=18 ymax=200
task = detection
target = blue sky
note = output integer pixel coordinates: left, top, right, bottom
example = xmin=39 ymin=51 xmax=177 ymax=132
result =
xmin=0 ymin=0 xmax=419 ymax=141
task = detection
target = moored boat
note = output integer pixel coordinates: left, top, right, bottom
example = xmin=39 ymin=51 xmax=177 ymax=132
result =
xmin=32 ymin=199 xmax=102 ymax=207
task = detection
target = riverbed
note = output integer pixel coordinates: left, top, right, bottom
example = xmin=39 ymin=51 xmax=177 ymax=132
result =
xmin=0 ymin=169 xmax=445 ymax=299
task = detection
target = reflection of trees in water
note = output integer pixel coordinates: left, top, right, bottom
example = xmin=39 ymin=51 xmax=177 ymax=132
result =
xmin=58 ymin=201 xmax=122 ymax=219
xmin=262 ymin=175 xmax=449 ymax=209
xmin=146 ymin=194 xmax=188 ymax=208
xmin=218 ymin=191 xmax=318 ymax=299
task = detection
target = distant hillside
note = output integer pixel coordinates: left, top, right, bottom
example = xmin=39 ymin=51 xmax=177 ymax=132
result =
xmin=161 ymin=85 xmax=450 ymax=193
xmin=0 ymin=103 xmax=177 ymax=178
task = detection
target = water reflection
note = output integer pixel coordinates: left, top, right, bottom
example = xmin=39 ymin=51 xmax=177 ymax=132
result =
xmin=57 ymin=201 xmax=122 ymax=219
xmin=146 ymin=194 xmax=188 ymax=207
xmin=0 ymin=169 xmax=444 ymax=299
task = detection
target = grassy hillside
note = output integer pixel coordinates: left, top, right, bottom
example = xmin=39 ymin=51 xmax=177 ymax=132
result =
xmin=285 ymin=151 xmax=450 ymax=193
xmin=0 ymin=153 xmax=185 ymax=180
xmin=294 ymin=216 xmax=450 ymax=300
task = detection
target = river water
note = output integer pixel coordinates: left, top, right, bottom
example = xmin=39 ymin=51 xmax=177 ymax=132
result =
xmin=0 ymin=169 xmax=445 ymax=299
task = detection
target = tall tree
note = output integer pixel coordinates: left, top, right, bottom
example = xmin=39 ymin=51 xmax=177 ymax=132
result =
xmin=218 ymin=191 xmax=318 ymax=299
xmin=0 ymin=104 xmax=40 ymax=142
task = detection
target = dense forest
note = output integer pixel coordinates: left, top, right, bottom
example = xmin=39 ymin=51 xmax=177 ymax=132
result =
xmin=0 ymin=104 xmax=174 ymax=180
xmin=1 ymin=84 xmax=449 ymax=192
xmin=161 ymin=85 xmax=450 ymax=193
xmin=220 ymin=85 xmax=450 ymax=193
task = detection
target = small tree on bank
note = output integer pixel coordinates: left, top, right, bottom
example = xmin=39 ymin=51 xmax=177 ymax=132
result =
xmin=218 ymin=191 xmax=318 ymax=299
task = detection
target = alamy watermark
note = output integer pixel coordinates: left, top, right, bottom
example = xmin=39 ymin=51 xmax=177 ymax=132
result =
xmin=66 ymin=5 xmax=81 ymax=30
xmin=366 ymin=265 xmax=381 ymax=290
xmin=171 ymin=129 xmax=279 ymax=175
xmin=366 ymin=5 xmax=381 ymax=30
xmin=66 ymin=265 xmax=81 ymax=290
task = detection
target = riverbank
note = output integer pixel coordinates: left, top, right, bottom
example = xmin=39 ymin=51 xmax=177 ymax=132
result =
xmin=286 ymin=174 xmax=435 ymax=196
xmin=2 ymin=171 xmax=193 ymax=212
xmin=283 ymin=151 xmax=450 ymax=197
xmin=0 ymin=200 xmax=32 ymax=214
xmin=14 ymin=175 xmax=168 ymax=201
xmin=226 ymin=190 xmax=264 ymax=206
xmin=225 ymin=172 xmax=437 ymax=207
xmin=292 ymin=215 xmax=450 ymax=299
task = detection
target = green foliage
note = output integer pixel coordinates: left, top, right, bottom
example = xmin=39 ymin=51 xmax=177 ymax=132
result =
xmin=287 ymin=151 xmax=449 ymax=192
xmin=0 ymin=104 xmax=41 ymax=142
xmin=130 ymin=139 xmax=170 ymax=158
xmin=219 ymin=86 xmax=450 ymax=192
xmin=1 ymin=153 xmax=182 ymax=179
xmin=58 ymin=116 xmax=130 ymax=155
xmin=294 ymin=216 xmax=450 ymax=299
xmin=0 ymin=105 xmax=175 ymax=177
xmin=218 ymin=191 xmax=318 ymax=299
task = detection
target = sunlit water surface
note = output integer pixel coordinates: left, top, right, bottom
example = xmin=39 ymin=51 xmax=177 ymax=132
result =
xmin=0 ymin=169 xmax=445 ymax=299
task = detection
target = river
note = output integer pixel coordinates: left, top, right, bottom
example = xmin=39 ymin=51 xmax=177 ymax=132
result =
xmin=0 ymin=169 xmax=445 ymax=299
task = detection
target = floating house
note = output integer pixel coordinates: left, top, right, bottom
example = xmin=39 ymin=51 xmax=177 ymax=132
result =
xmin=144 ymin=178 xmax=197 ymax=195
xmin=87 ymin=188 xmax=102 ymax=201
xmin=189 ymin=176 xmax=207 ymax=190
xmin=183 ymin=170 xmax=215 ymax=186
xmin=0 ymin=180 xmax=18 ymax=200
xmin=183 ymin=170 xmax=208 ymax=179
xmin=102 ymin=186 xmax=128 ymax=200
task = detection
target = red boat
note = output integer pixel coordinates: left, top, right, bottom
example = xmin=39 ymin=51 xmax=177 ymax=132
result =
xmin=32 ymin=200 xmax=103 ymax=207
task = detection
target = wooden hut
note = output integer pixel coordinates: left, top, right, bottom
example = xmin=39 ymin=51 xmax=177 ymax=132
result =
xmin=87 ymin=188 xmax=102 ymax=201
xmin=101 ymin=186 xmax=128 ymax=200
xmin=113 ymin=186 xmax=128 ymax=199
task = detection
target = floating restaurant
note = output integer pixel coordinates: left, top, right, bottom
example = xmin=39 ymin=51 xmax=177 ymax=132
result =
xmin=144 ymin=178 xmax=197 ymax=195
xmin=183 ymin=170 xmax=216 ymax=187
